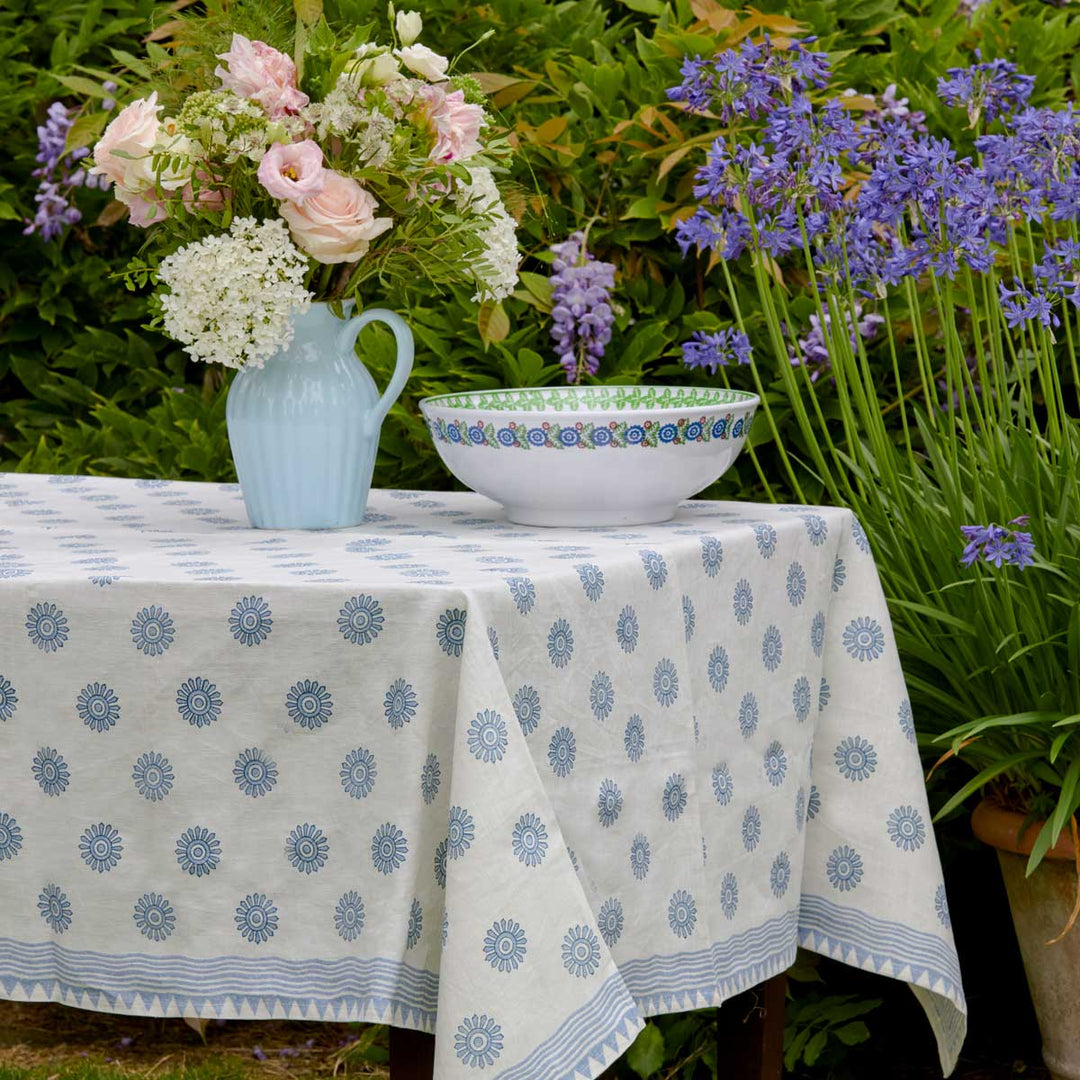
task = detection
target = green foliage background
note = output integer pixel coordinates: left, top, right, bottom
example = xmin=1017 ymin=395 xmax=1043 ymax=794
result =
xmin=4 ymin=0 xmax=1080 ymax=1075
xmin=7 ymin=0 xmax=1079 ymax=496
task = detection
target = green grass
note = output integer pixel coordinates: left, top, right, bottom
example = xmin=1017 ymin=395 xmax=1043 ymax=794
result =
xmin=0 ymin=1066 xmax=251 ymax=1080
xmin=0 ymin=1002 xmax=388 ymax=1080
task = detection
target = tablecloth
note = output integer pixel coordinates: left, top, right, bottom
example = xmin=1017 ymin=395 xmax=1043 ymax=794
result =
xmin=0 ymin=473 xmax=966 ymax=1078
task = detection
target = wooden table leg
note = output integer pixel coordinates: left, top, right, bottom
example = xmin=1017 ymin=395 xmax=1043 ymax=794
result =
xmin=389 ymin=1026 xmax=436 ymax=1080
xmin=717 ymin=972 xmax=788 ymax=1080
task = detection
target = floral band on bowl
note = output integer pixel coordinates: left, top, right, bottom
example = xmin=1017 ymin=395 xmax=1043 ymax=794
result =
xmin=425 ymin=411 xmax=756 ymax=449
xmin=420 ymin=385 xmax=755 ymax=413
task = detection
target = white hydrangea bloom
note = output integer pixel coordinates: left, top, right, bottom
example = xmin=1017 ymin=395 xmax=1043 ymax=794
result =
xmin=455 ymin=166 xmax=519 ymax=303
xmin=157 ymin=217 xmax=312 ymax=369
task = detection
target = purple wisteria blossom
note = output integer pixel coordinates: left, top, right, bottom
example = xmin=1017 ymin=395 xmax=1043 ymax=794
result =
xmin=682 ymin=328 xmax=752 ymax=372
xmin=549 ymin=232 xmax=616 ymax=384
xmin=25 ymin=102 xmax=84 ymax=240
xmin=960 ymin=520 xmax=1036 ymax=570
xmin=25 ymin=89 xmax=116 ymax=242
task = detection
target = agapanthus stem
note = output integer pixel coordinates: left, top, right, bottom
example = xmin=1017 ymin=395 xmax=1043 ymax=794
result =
xmin=898 ymin=274 xmax=941 ymax=429
xmin=717 ymin=253 xmax=804 ymax=503
xmin=881 ymin=304 xmax=913 ymax=458
xmin=1021 ymin=218 xmax=1067 ymax=442
xmin=1004 ymin=227 xmax=1055 ymax=441
xmin=762 ymin=260 xmax=853 ymax=502
xmin=979 ymin=268 xmax=1011 ymax=417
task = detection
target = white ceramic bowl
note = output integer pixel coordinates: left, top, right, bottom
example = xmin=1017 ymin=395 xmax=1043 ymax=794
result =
xmin=419 ymin=385 xmax=759 ymax=526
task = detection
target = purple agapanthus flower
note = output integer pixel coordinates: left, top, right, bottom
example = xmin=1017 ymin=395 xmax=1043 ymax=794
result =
xmin=789 ymin=303 xmax=884 ymax=381
xmin=682 ymin=328 xmax=752 ymax=372
xmin=667 ymin=36 xmax=830 ymax=120
xmin=667 ymin=36 xmax=1080 ymax=353
xmin=877 ymin=84 xmax=927 ymax=131
xmin=937 ymin=57 xmax=1035 ymax=126
xmin=960 ymin=522 xmax=1036 ymax=569
xmin=675 ymin=207 xmax=751 ymax=260
xmin=549 ymin=232 xmax=617 ymax=384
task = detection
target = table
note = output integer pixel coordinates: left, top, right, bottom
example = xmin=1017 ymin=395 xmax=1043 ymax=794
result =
xmin=0 ymin=474 xmax=966 ymax=1078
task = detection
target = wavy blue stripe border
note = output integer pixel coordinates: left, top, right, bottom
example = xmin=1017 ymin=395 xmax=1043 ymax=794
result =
xmin=0 ymin=894 xmax=965 ymax=1079
xmin=797 ymin=895 xmax=966 ymax=1076
xmin=620 ymin=911 xmax=798 ymax=1015
xmin=0 ymin=940 xmax=439 ymax=1029
xmin=493 ymin=974 xmax=641 ymax=1080
xmin=798 ymin=896 xmax=964 ymax=1004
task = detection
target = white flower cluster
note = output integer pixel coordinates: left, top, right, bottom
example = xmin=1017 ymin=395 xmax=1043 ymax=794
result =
xmin=178 ymin=91 xmax=270 ymax=164
xmin=157 ymin=217 xmax=312 ymax=368
xmin=302 ymin=81 xmax=365 ymax=142
xmin=455 ymin=166 xmax=519 ymax=303
xmin=303 ymin=83 xmax=396 ymax=168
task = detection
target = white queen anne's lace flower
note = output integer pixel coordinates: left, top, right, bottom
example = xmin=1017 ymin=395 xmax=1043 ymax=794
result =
xmin=302 ymin=81 xmax=397 ymax=168
xmin=157 ymin=217 xmax=312 ymax=368
xmin=455 ymin=166 xmax=519 ymax=303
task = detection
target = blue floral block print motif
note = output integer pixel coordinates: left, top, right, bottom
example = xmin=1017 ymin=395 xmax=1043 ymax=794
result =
xmin=0 ymin=475 xmax=965 ymax=1080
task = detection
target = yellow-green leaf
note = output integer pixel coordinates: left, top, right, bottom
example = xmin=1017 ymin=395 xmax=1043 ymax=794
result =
xmin=625 ymin=1023 xmax=665 ymax=1079
xmin=293 ymin=0 xmax=323 ymax=23
xmin=478 ymin=302 xmax=510 ymax=349
xmin=53 ymin=74 xmax=109 ymax=98
xmin=63 ymin=111 xmax=107 ymax=156
xmin=533 ymin=116 xmax=569 ymax=143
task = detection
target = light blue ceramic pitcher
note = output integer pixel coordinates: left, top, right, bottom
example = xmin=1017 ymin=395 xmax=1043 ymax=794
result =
xmin=226 ymin=302 xmax=413 ymax=529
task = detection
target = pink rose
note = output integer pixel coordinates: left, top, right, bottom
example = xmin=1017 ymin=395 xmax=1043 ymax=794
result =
xmin=90 ymin=93 xmax=161 ymax=190
xmin=279 ymin=171 xmax=392 ymax=264
xmin=215 ymin=34 xmax=309 ymax=118
xmin=257 ymin=141 xmax=328 ymax=203
xmin=419 ymin=85 xmax=484 ymax=165
xmin=115 ymin=186 xmax=168 ymax=228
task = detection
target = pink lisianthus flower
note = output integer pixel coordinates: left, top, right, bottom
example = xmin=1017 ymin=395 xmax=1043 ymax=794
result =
xmin=279 ymin=171 xmax=392 ymax=264
xmin=215 ymin=34 xmax=309 ymax=118
xmin=257 ymin=141 xmax=328 ymax=203
xmin=418 ymin=85 xmax=484 ymax=164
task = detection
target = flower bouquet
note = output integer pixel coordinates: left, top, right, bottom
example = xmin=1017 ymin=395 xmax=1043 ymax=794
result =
xmin=85 ymin=2 xmax=518 ymax=527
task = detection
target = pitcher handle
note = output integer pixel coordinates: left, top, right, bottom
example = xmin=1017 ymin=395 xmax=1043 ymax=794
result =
xmin=337 ymin=308 xmax=414 ymax=439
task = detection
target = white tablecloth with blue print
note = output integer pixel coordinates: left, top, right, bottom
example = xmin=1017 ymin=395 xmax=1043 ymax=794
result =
xmin=0 ymin=473 xmax=965 ymax=1077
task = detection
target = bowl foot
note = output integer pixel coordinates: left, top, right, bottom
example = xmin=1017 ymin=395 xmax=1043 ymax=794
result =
xmin=503 ymin=504 xmax=677 ymax=527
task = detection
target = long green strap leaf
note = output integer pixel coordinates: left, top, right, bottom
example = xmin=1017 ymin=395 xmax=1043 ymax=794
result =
xmin=933 ymin=750 xmax=1046 ymax=822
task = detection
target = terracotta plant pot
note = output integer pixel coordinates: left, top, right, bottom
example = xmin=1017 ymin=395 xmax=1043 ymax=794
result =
xmin=972 ymin=799 xmax=1080 ymax=1080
